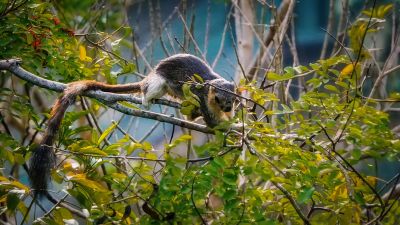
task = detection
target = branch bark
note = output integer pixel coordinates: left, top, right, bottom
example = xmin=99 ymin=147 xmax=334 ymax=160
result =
xmin=382 ymin=184 xmax=400 ymax=202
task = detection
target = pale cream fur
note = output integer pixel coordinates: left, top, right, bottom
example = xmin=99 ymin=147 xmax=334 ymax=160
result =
xmin=142 ymin=73 xmax=167 ymax=108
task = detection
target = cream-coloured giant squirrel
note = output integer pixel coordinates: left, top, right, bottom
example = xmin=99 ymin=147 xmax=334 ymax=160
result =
xmin=29 ymin=54 xmax=236 ymax=197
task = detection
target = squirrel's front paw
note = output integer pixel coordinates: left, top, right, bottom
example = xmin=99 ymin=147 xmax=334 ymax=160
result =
xmin=142 ymin=97 xmax=151 ymax=110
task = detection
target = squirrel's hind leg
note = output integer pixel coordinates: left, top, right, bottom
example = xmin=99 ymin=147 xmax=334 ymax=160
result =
xmin=141 ymin=74 xmax=167 ymax=109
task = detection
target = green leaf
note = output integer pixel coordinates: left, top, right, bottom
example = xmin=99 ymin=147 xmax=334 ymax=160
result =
xmin=180 ymin=101 xmax=196 ymax=115
xmin=267 ymin=72 xmax=294 ymax=81
xmin=297 ymin=186 xmax=315 ymax=203
xmin=120 ymin=101 xmax=140 ymax=110
xmin=118 ymin=63 xmax=136 ymax=75
xmin=222 ymin=170 xmax=237 ymax=186
xmin=266 ymin=72 xmax=280 ymax=81
xmin=7 ymin=193 xmax=19 ymax=211
xmin=213 ymin=157 xmax=226 ymax=167
xmin=222 ymin=189 xmax=236 ymax=200
xmin=26 ymin=33 xmax=33 ymax=44
xmin=354 ymin=192 xmax=365 ymax=205
xmin=145 ymin=152 xmax=157 ymax=160
xmin=173 ymin=157 xmax=188 ymax=164
xmin=192 ymin=73 xmax=204 ymax=83
xmin=293 ymin=65 xmax=309 ymax=73
xmin=97 ymin=123 xmax=117 ymax=146
xmin=79 ymin=146 xmax=107 ymax=156
xmin=166 ymin=134 xmax=192 ymax=150
xmin=103 ymin=135 xmax=130 ymax=155
xmin=142 ymin=142 xmax=153 ymax=151
xmin=127 ymin=142 xmax=143 ymax=155
xmin=56 ymin=207 xmax=73 ymax=220
xmin=281 ymin=104 xmax=293 ymax=113
xmin=389 ymin=92 xmax=400 ymax=100
xmin=178 ymin=134 xmax=192 ymax=141
xmin=284 ymin=66 xmax=295 ymax=75
xmin=309 ymin=63 xmax=320 ymax=71
xmin=90 ymin=206 xmax=105 ymax=219
xmin=352 ymin=149 xmax=362 ymax=160
xmin=324 ymin=84 xmax=339 ymax=93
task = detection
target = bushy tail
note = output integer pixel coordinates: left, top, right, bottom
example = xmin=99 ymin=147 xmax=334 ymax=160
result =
xmin=29 ymin=89 xmax=79 ymax=197
xmin=69 ymin=80 xmax=143 ymax=93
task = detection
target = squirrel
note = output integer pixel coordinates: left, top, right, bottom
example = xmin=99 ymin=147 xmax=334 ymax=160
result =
xmin=29 ymin=53 xmax=236 ymax=197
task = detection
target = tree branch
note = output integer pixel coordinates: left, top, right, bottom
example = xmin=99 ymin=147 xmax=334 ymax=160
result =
xmin=271 ymin=181 xmax=310 ymax=225
xmin=0 ymin=59 xmax=213 ymax=134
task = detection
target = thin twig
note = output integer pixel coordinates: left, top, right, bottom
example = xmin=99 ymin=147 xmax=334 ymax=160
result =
xmin=203 ymin=0 xmax=211 ymax=57
xmin=246 ymin=0 xmax=293 ymax=81
xmin=177 ymin=9 xmax=206 ymax=62
xmin=320 ymin=0 xmax=335 ymax=60
xmin=271 ymin=181 xmax=311 ymax=225
xmin=44 ymin=194 xmax=69 ymax=218
xmin=191 ymin=170 xmax=207 ymax=225
xmin=211 ymin=5 xmax=234 ymax=69
xmin=56 ymin=145 xmax=238 ymax=163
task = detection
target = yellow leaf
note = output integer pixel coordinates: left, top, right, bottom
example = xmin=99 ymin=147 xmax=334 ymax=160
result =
xmin=111 ymin=173 xmax=127 ymax=180
xmin=237 ymin=87 xmax=247 ymax=92
xmin=79 ymin=45 xmax=93 ymax=62
xmin=79 ymin=45 xmax=86 ymax=61
xmin=0 ymin=196 xmax=5 ymax=204
xmin=378 ymin=4 xmax=393 ymax=18
xmin=270 ymin=176 xmax=288 ymax=184
xmin=127 ymin=142 xmax=142 ymax=155
xmin=80 ymin=146 xmax=108 ymax=156
xmin=69 ymin=174 xmax=109 ymax=192
xmin=318 ymin=168 xmax=334 ymax=177
xmin=145 ymin=152 xmax=157 ymax=160
xmin=339 ymin=64 xmax=354 ymax=80
xmin=63 ymin=162 xmax=72 ymax=170
xmin=10 ymin=181 xmax=29 ymax=192
xmin=354 ymin=205 xmax=361 ymax=224
xmin=315 ymin=153 xmax=324 ymax=162
xmin=179 ymin=134 xmax=192 ymax=141
xmin=331 ymin=183 xmax=348 ymax=200
xmin=366 ymin=176 xmax=377 ymax=186
xmin=142 ymin=142 xmax=153 ymax=151
xmin=0 ymin=176 xmax=29 ymax=192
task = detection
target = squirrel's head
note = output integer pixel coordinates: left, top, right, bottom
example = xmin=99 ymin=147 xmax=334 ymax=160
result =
xmin=207 ymin=79 xmax=236 ymax=113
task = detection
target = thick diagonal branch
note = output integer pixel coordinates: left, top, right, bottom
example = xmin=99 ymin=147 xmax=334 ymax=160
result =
xmin=0 ymin=59 xmax=213 ymax=134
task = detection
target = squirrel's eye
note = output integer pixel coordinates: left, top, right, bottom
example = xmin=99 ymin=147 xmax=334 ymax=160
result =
xmin=214 ymin=96 xmax=220 ymax=104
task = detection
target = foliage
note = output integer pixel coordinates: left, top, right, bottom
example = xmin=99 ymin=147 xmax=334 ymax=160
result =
xmin=0 ymin=1 xmax=400 ymax=225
